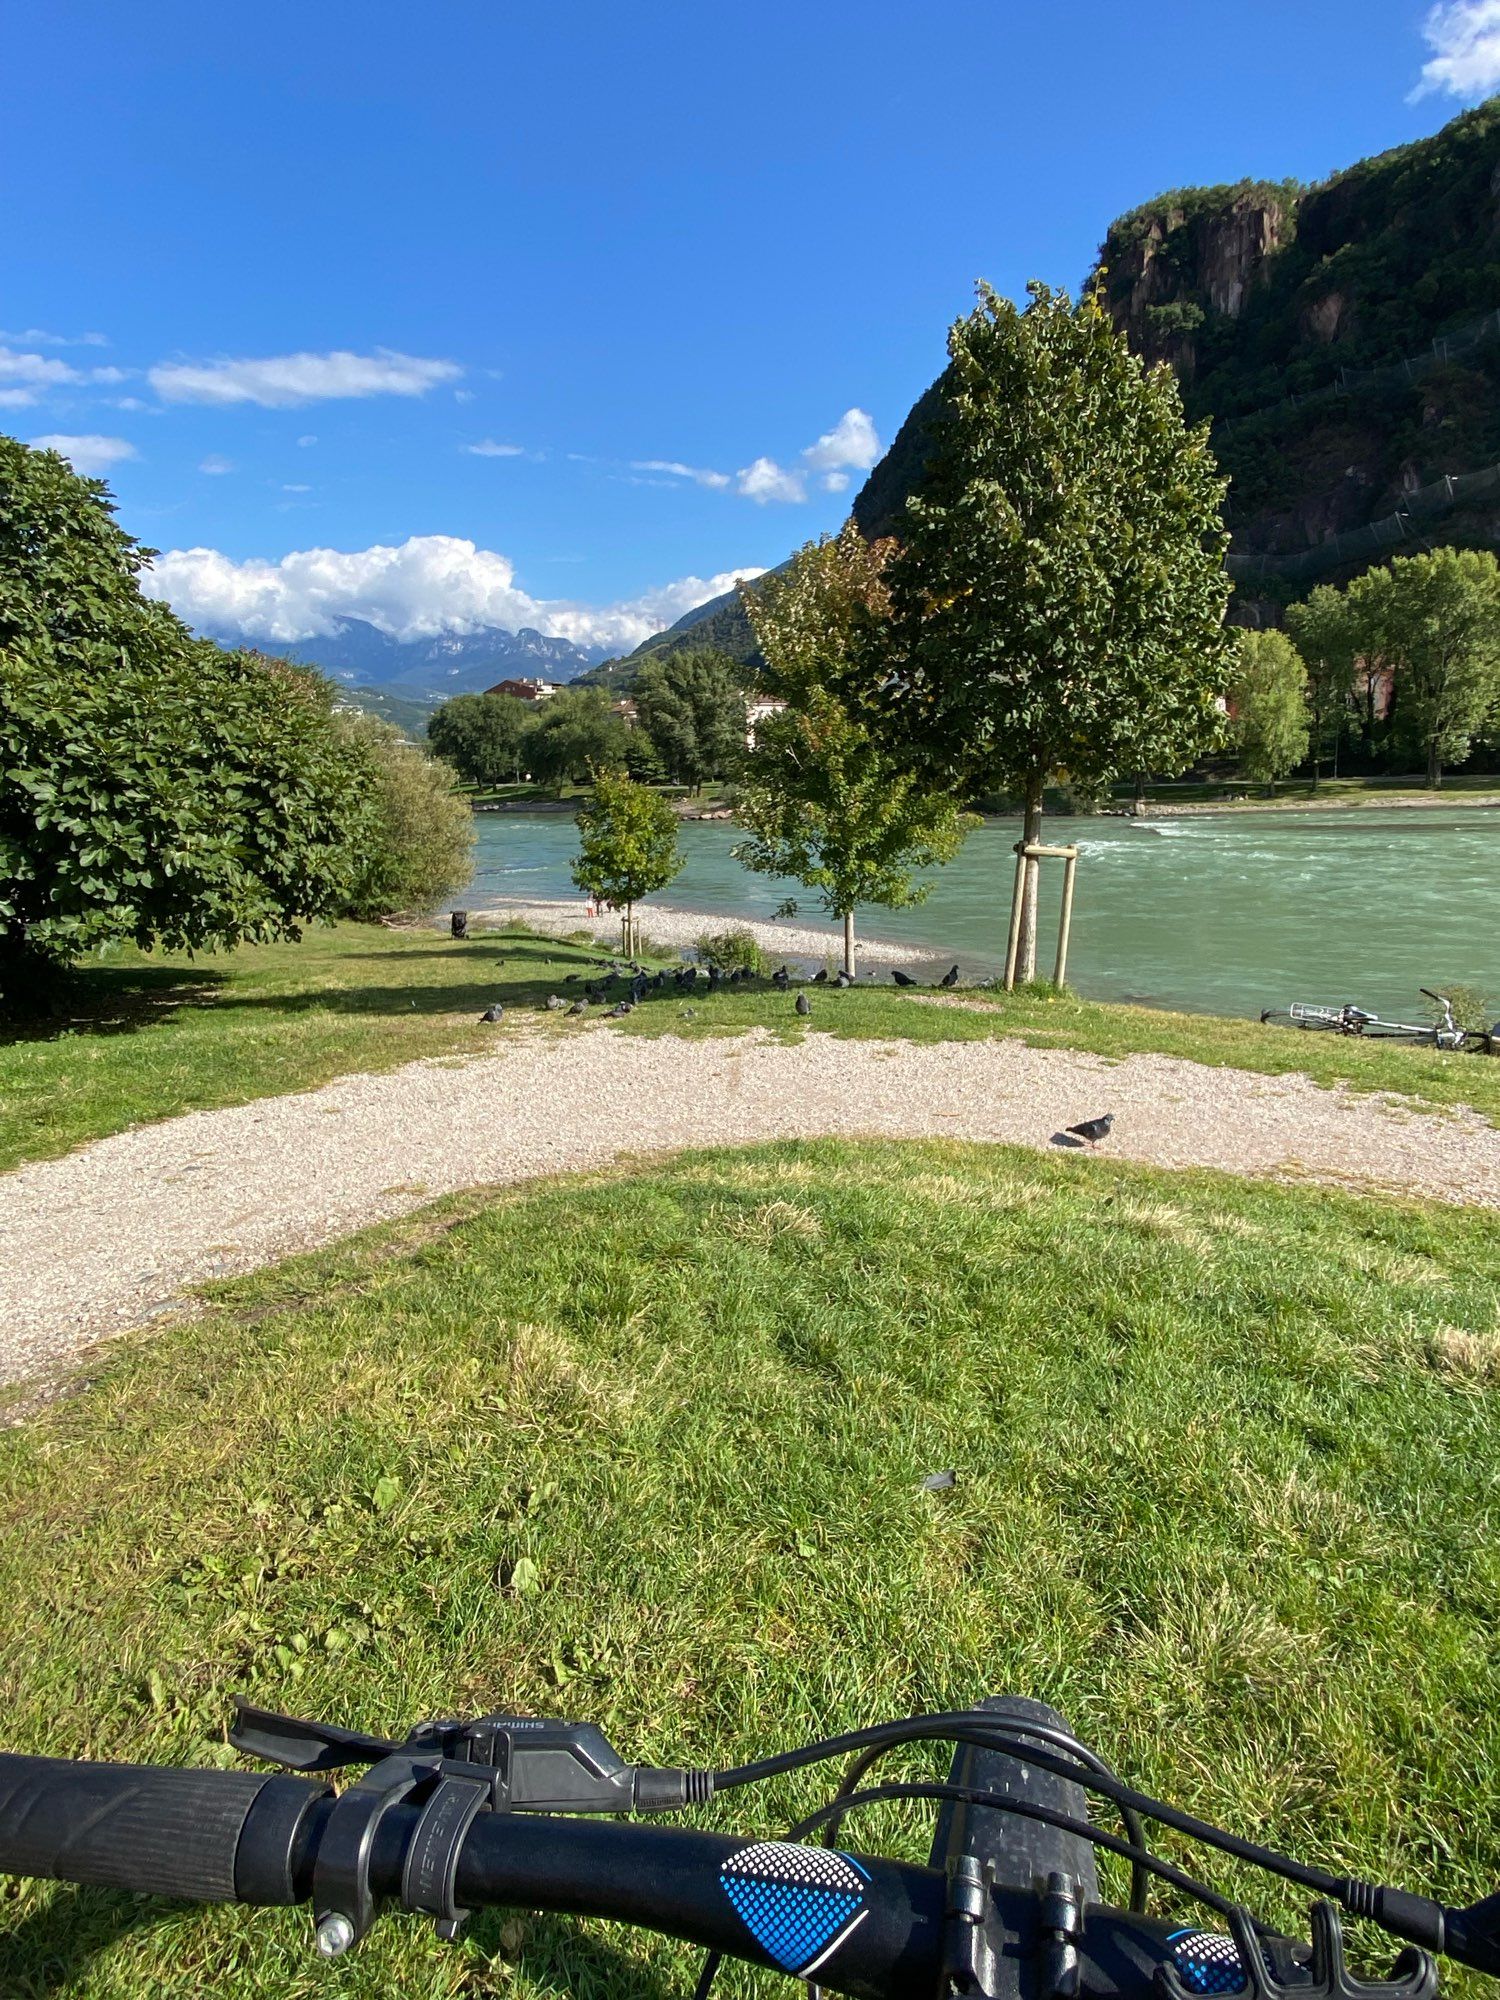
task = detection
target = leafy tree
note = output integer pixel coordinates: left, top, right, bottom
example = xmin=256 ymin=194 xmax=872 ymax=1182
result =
xmin=528 ymin=688 xmax=630 ymax=794
xmin=335 ymin=712 xmax=475 ymax=918
xmin=570 ymin=768 xmax=682 ymax=956
xmin=0 ymin=437 xmax=368 ymax=1005
xmin=426 ymin=691 xmax=533 ymax=787
xmin=633 ymin=650 xmax=746 ymax=792
xmin=1228 ymin=629 xmax=1310 ymax=788
xmin=1347 ymin=549 xmax=1500 ymax=787
xmin=1285 ymin=586 xmax=1361 ymax=786
xmin=857 ymin=281 xmax=1233 ymax=980
xmin=737 ymin=527 xmax=974 ymax=977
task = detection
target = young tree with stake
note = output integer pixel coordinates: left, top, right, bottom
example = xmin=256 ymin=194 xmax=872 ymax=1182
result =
xmin=856 ymin=281 xmax=1233 ymax=981
xmin=570 ymin=768 xmax=683 ymax=958
xmin=736 ymin=528 xmax=973 ymax=978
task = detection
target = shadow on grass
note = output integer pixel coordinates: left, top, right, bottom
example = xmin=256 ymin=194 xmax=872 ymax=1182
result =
xmin=0 ymin=1883 xmax=171 ymax=1997
xmin=0 ymin=965 xmax=228 ymax=1049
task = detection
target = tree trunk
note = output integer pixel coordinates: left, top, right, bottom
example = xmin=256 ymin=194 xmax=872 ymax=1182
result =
xmin=1014 ymin=773 xmax=1045 ymax=984
xmin=1428 ymin=740 xmax=1442 ymax=790
xmin=842 ymin=909 xmax=856 ymax=980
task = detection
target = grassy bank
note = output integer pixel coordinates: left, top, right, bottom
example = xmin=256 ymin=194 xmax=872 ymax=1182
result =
xmin=5 ymin=923 xmax=1499 ymax=1173
xmin=0 ymin=1139 xmax=1496 ymax=1997
xmin=1116 ymin=772 xmax=1500 ymax=811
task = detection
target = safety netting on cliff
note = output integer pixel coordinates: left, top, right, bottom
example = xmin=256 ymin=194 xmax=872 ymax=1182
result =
xmin=1228 ymin=459 xmax=1500 ymax=585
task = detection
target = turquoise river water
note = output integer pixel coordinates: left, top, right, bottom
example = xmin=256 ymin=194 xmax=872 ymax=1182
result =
xmin=466 ymin=806 xmax=1497 ymax=1021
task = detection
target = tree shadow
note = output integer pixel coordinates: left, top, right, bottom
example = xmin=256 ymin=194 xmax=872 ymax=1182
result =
xmin=0 ymin=1883 xmax=178 ymax=1997
xmin=0 ymin=965 xmax=228 ymax=1048
xmin=464 ymin=1907 xmax=691 ymax=2000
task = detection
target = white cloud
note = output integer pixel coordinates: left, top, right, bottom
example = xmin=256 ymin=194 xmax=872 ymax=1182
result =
xmin=28 ymin=433 xmax=138 ymax=475
xmin=1411 ymin=1 xmax=1500 ymax=97
xmin=282 ymin=482 xmax=311 ymax=493
xmin=199 ymin=454 xmax=234 ymax=475
xmin=148 ymin=348 xmax=462 ymax=408
xmin=736 ymin=455 xmax=808 ymax=505
xmin=142 ymin=533 xmax=766 ymax=653
xmin=297 ymin=434 xmax=317 ymax=447
xmin=821 ymin=471 xmax=850 ymax=494
xmin=0 ymin=345 xmax=134 ymax=407
xmin=802 ymin=407 xmax=881 ymax=474
xmin=465 ymin=439 xmax=526 ymax=457
xmin=632 ymin=458 xmax=733 ymax=490
xmin=0 ymin=328 xmax=108 ymax=347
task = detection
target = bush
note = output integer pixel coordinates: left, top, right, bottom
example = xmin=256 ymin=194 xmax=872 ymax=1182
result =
xmin=335 ymin=713 xmax=474 ymax=919
xmin=693 ymin=924 xmax=766 ymax=974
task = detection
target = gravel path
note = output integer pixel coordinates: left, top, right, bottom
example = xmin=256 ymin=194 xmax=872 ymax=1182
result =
xmin=3 ymin=1027 xmax=1497 ymax=1391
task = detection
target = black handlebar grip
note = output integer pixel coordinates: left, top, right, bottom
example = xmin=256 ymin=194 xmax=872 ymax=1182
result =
xmin=0 ymin=1752 xmax=302 ymax=1903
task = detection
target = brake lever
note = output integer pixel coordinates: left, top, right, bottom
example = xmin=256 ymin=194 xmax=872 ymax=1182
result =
xmin=229 ymin=1697 xmax=405 ymax=1772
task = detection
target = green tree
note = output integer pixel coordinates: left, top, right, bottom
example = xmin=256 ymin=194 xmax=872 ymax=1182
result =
xmin=335 ymin=712 xmax=475 ymax=918
xmin=1285 ymin=586 xmax=1360 ymax=786
xmin=1347 ymin=549 xmax=1500 ymax=788
xmin=1229 ymin=629 xmax=1310 ymax=789
xmin=860 ymin=281 xmax=1233 ymax=981
xmin=0 ymin=438 xmax=368 ymax=1005
xmin=426 ymin=691 xmax=533 ymax=787
xmin=528 ymin=688 xmax=630 ymax=794
xmin=570 ymin=768 xmax=683 ymax=956
xmin=633 ymin=649 xmax=746 ymax=792
xmin=737 ymin=527 xmax=973 ymax=977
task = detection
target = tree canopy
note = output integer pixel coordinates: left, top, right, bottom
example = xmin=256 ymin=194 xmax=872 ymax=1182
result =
xmin=737 ymin=527 xmax=973 ymax=975
xmin=1229 ymin=628 xmax=1310 ymax=786
xmin=528 ymin=688 xmax=631 ymax=792
xmin=850 ymin=281 xmax=1233 ymax=976
xmin=0 ymin=438 xmax=370 ymax=1002
xmin=633 ymin=649 xmax=746 ymax=791
xmin=335 ymin=711 xmax=474 ymax=919
xmin=571 ymin=769 xmax=682 ymax=952
xmin=426 ymin=691 xmax=533 ymax=787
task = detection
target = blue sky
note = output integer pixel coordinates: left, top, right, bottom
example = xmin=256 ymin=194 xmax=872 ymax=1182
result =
xmin=5 ymin=0 xmax=1497 ymax=654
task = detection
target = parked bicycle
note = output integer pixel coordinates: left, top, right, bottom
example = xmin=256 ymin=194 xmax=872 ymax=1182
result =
xmin=1261 ymin=989 xmax=1492 ymax=1053
xmin=1 ymin=1691 xmax=1497 ymax=1997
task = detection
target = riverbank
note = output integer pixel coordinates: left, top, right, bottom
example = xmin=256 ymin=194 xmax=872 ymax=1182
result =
xmin=450 ymin=893 xmax=939 ymax=969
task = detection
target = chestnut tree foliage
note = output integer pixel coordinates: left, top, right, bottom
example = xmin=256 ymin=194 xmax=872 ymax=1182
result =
xmin=1 ymin=437 xmax=369 ymax=1000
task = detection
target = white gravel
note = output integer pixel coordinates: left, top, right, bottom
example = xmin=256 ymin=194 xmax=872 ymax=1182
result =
xmin=456 ymin=895 xmax=944 ymax=969
xmin=3 ymin=1027 xmax=1497 ymax=1394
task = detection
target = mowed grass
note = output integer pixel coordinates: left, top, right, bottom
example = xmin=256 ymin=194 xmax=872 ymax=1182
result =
xmin=5 ymin=922 xmax=1500 ymax=1172
xmin=0 ymin=1139 xmax=1498 ymax=1998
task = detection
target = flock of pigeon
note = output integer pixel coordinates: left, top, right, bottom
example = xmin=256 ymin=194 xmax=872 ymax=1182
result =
xmin=475 ymin=955 xmax=1113 ymax=1149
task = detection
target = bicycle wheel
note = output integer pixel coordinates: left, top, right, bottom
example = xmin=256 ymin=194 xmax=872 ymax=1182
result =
xmin=1261 ymin=1007 xmax=1344 ymax=1032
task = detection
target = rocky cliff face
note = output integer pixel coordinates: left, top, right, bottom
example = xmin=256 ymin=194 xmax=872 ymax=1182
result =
xmin=1104 ymin=188 xmax=1296 ymax=375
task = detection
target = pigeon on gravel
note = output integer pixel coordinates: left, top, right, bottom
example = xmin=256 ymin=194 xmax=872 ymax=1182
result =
xmin=939 ymin=964 xmax=960 ymax=988
xmin=479 ymin=1003 xmax=505 ymax=1023
xmin=1066 ymin=1114 xmax=1114 ymax=1150
xmin=891 ymin=969 xmax=917 ymax=987
xmin=795 ymin=992 xmax=812 ymax=1017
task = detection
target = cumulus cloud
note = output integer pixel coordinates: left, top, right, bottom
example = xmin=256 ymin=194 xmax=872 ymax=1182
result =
xmin=0 ymin=345 xmax=133 ymax=407
xmin=736 ymin=456 xmax=808 ymax=505
xmin=199 ymin=454 xmax=234 ymax=475
xmin=28 ymin=434 xmax=138 ymax=475
xmin=148 ymin=348 xmax=462 ymax=407
xmin=465 ymin=439 xmax=526 ymax=457
xmin=1411 ymin=0 xmax=1500 ymax=97
xmin=142 ymin=533 xmax=766 ymax=653
xmin=632 ymin=459 xmax=733 ymax=490
xmin=802 ymin=407 xmax=881 ymax=474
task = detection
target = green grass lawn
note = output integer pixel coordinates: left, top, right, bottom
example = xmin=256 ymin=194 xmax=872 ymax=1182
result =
xmin=5 ymin=922 xmax=1499 ymax=1173
xmin=0 ymin=1139 xmax=1496 ymax=1998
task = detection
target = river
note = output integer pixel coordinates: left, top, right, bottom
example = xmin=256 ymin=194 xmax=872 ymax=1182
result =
xmin=465 ymin=806 xmax=1497 ymax=1020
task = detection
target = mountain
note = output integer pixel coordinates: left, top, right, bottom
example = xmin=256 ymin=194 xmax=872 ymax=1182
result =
xmin=575 ymin=577 xmax=771 ymax=689
xmin=204 ymin=618 xmax=610 ymax=699
xmin=618 ymin=97 xmax=1500 ymax=664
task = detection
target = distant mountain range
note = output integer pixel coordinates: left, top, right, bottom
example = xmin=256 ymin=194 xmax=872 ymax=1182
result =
xmin=204 ymin=617 xmax=611 ymax=701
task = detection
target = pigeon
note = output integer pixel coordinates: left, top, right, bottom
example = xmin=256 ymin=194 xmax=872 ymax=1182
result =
xmin=708 ymin=966 xmax=723 ymax=990
xmin=1066 ymin=1113 xmax=1114 ymax=1150
xmin=479 ymin=1003 xmax=505 ymax=1023
xmin=892 ymin=969 xmax=917 ymax=987
xmin=939 ymin=964 xmax=960 ymax=988
xmin=608 ymin=1001 xmax=633 ymax=1018
xmin=772 ymin=966 xmax=790 ymax=990
xmin=813 ymin=967 xmax=828 ymax=983
xmin=630 ymin=976 xmax=648 ymax=1004
xmin=564 ymin=973 xmax=580 ymax=983
xmin=795 ymin=992 xmax=812 ymax=1017
xmin=680 ymin=1007 xmax=697 ymax=1020
xmin=545 ymin=994 xmax=565 ymax=1011
xmin=836 ymin=970 xmax=855 ymax=989
xmin=587 ymin=991 xmax=606 ymax=1007
xmin=567 ymin=1000 xmax=586 ymax=1017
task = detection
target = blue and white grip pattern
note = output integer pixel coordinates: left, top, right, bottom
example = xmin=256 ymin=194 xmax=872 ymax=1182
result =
xmin=720 ymin=1841 xmax=871 ymax=1975
xmin=1168 ymin=1927 xmax=1258 ymax=1994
